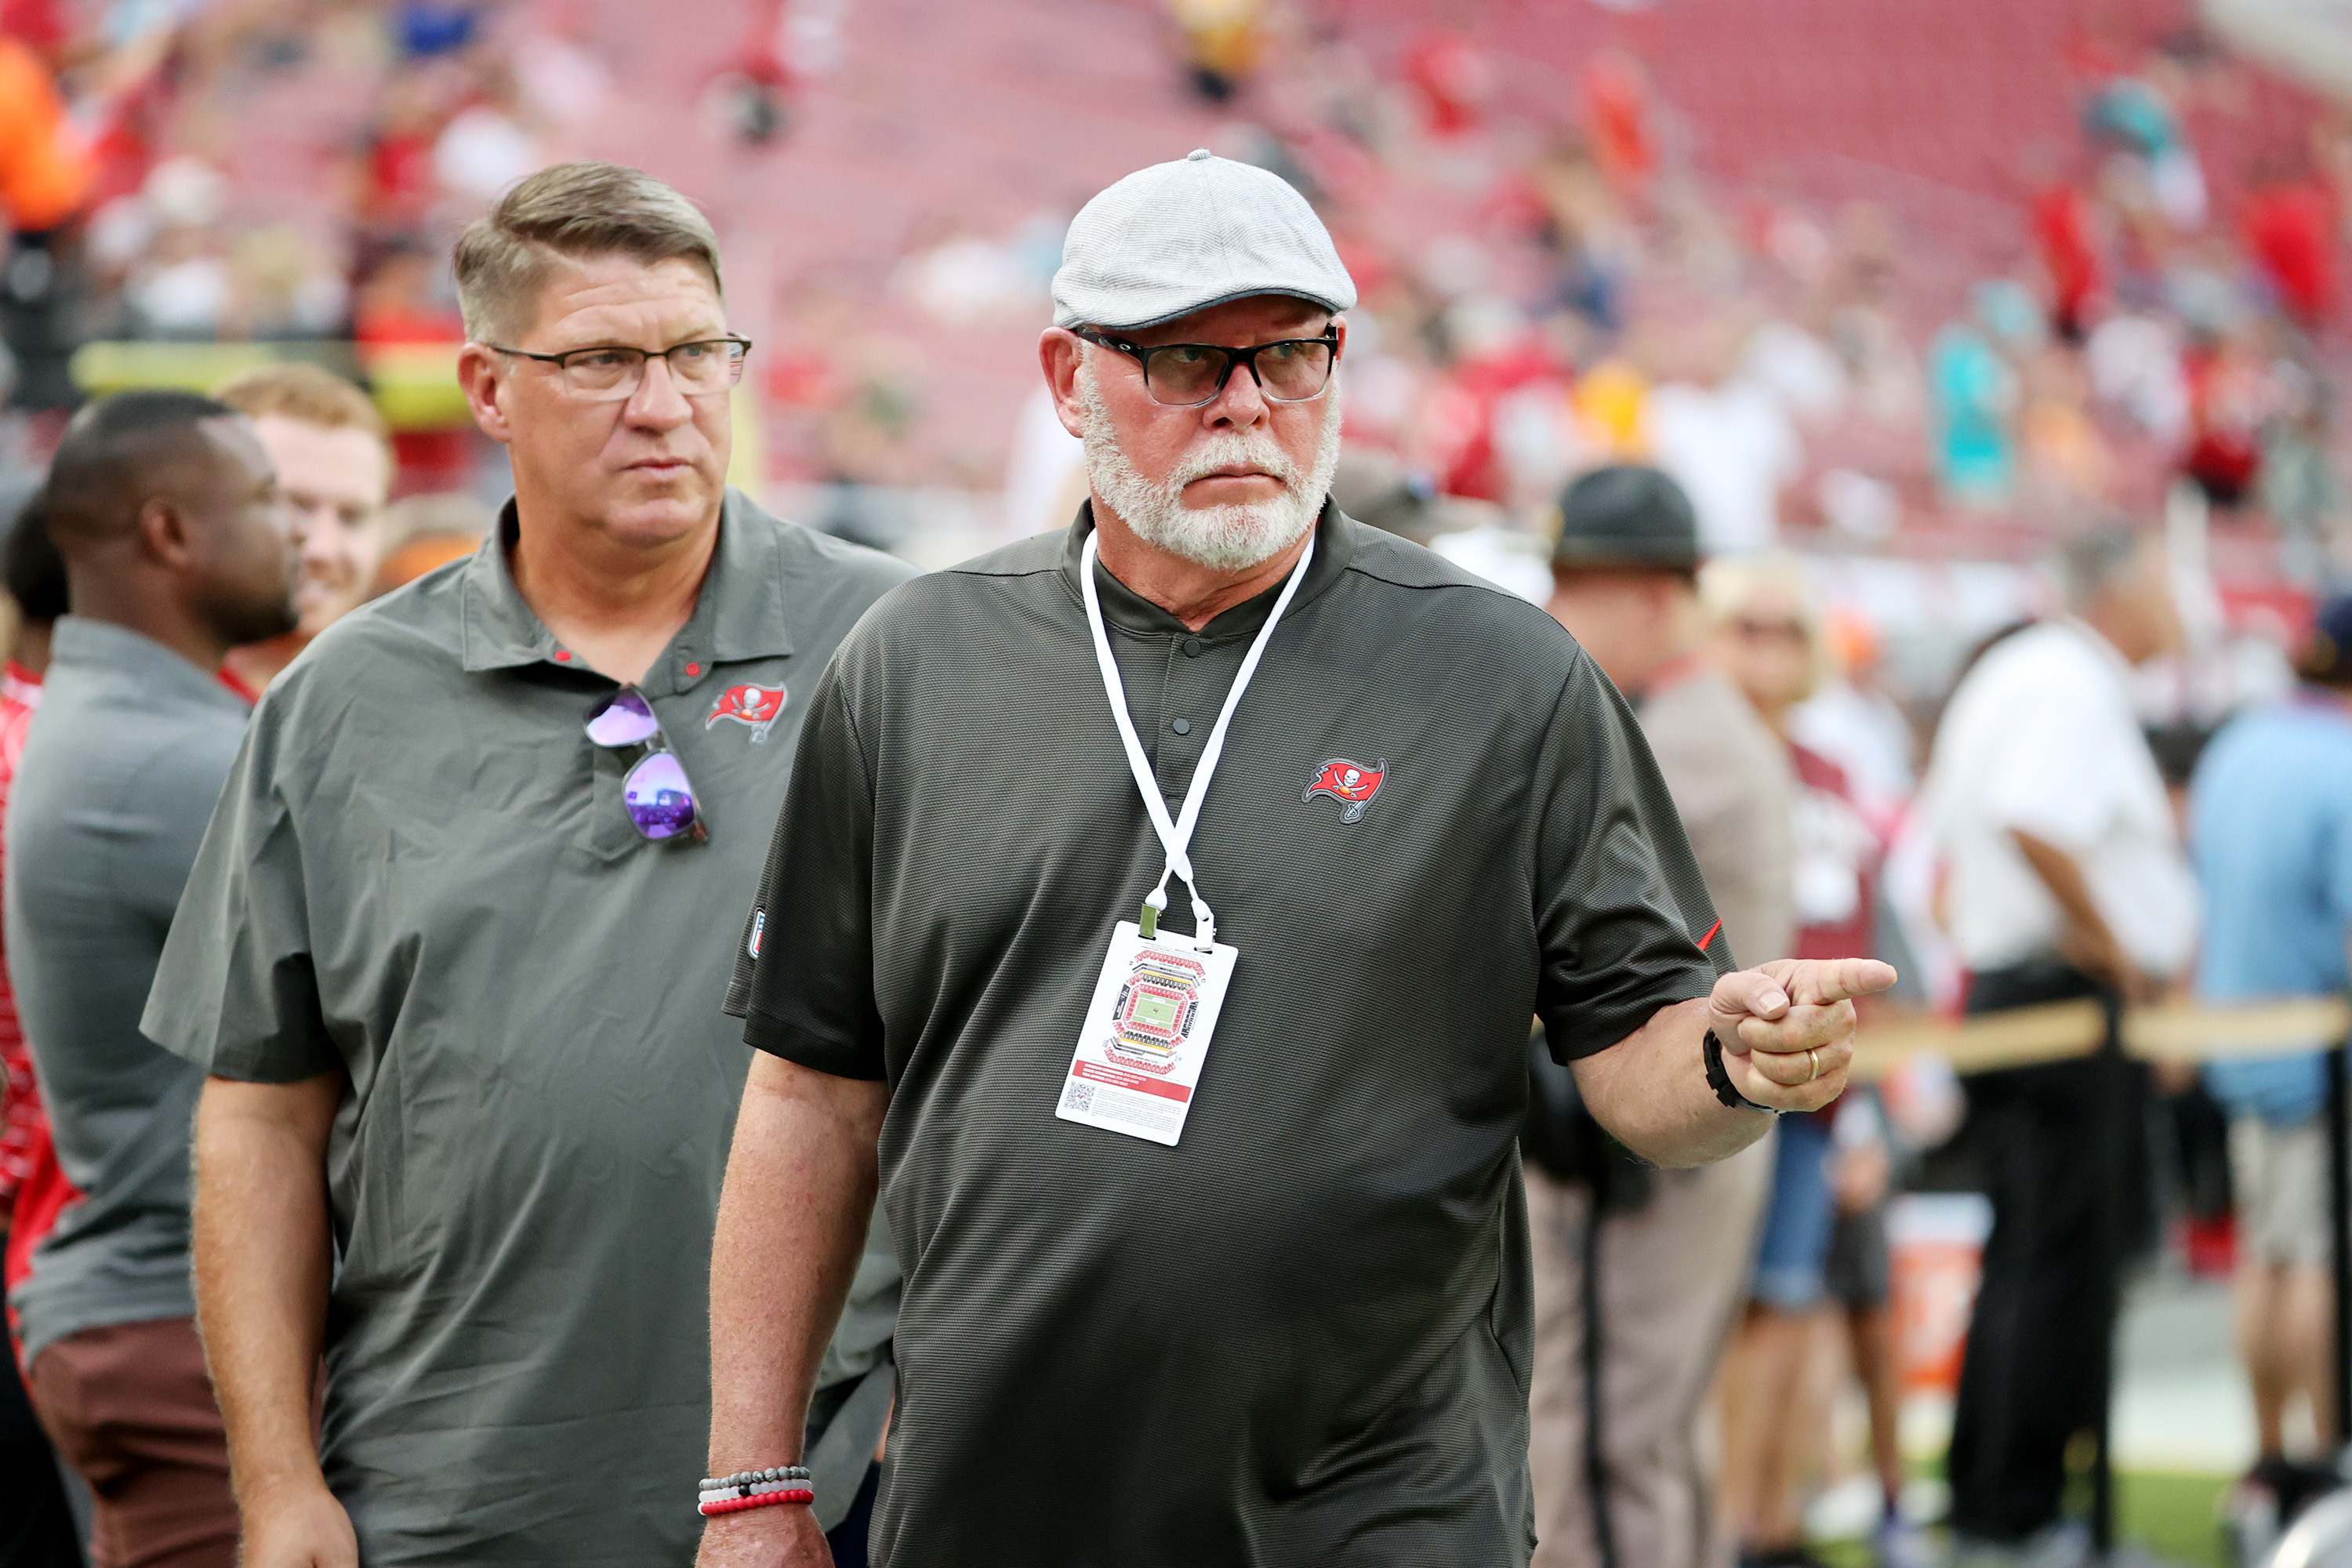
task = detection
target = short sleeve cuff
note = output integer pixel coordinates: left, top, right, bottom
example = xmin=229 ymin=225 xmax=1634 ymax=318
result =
xmin=1541 ymin=964 xmax=1717 ymax=1063
xmin=743 ymin=1011 xmax=887 ymax=1081
xmin=146 ymin=1025 xmax=344 ymax=1085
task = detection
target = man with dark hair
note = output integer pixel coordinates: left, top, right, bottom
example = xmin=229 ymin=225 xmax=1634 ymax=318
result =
xmin=2194 ymin=593 xmax=2352 ymax=1526
xmin=5 ymin=389 xmax=297 ymax=1568
xmin=1530 ymin=463 xmax=1791 ymax=1568
xmin=146 ymin=163 xmax=912 ymax=1568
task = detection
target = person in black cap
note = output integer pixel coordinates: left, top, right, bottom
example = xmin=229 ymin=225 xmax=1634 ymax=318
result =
xmin=1528 ymin=463 xmax=1793 ymax=1568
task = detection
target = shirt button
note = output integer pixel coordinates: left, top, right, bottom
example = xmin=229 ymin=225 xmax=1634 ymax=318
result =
xmin=1182 ymin=637 xmax=1203 ymax=658
xmin=1171 ymin=717 xmax=1192 ymax=735
xmin=686 ymin=662 xmax=702 ymax=677
xmin=553 ymin=650 xmax=572 ymax=663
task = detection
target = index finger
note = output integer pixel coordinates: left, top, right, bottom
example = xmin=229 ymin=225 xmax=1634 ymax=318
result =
xmin=1778 ymin=957 xmax=1898 ymax=1007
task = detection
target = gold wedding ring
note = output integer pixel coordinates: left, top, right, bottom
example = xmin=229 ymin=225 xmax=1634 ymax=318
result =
xmin=1806 ymin=1047 xmax=1821 ymax=1083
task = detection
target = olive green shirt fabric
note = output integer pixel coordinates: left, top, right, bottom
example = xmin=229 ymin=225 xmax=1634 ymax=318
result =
xmin=143 ymin=491 xmax=915 ymax=1566
xmin=728 ymin=504 xmax=1729 ymax=1566
xmin=5 ymin=619 xmax=250 ymax=1361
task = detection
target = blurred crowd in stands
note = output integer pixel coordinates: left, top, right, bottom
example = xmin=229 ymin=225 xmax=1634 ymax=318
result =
xmin=4 ymin=2 xmax=2347 ymax=600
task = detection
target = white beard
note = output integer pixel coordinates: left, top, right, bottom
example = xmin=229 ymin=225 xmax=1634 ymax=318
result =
xmin=1078 ymin=360 xmax=1342 ymax=573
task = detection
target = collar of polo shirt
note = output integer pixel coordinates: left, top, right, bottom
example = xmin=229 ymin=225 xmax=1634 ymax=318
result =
xmin=459 ymin=488 xmax=794 ymax=686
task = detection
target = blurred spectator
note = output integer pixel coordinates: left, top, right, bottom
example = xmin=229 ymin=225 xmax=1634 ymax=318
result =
xmin=2179 ymin=311 xmax=2271 ymax=510
xmin=1927 ymin=318 xmax=2018 ymax=510
xmin=367 ymin=488 xmax=492 ymax=597
xmin=213 ymin=364 xmax=394 ymax=691
xmin=0 ymin=485 xmax=82 ymax=1568
xmin=2085 ymin=310 xmax=2189 ymax=447
xmin=2261 ymin=362 xmax=2347 ymax=588
xmin=0 ymin=34 xmax=95 ymax=412
xmin=2190 ymin=593 xmax=2352 ymax=1527
xmin=354 ymin=245 xmax=463 ymax=346
xmin=9 ymin=390 xmax=298 ymax=1568
xmin=2018 ymin=346 xmax=2114 ymax=510
xmin=1705 ymin=554 xmax=1920 ymax=1568
xmin=1166 ymin=0 xmax=1266 ymax=103
xmin=1790 ymin=608 xmax=1916 ymax=822
xmin=1406 ymin=31 xmax=1490 ymax=141
xmin=431 ymin=74 xmax=542 ymax=209
xmin=2083 ymin=68 xmax=2206 ymax=230
xmin=1527 ymin=464 xmax=1788 ymax=1568
xmin=1643 ymin=315 xmax=1804 ymax=555
xmin=1582 ymin=52 xmax=1657 ymax=200
xmin=1923 ymin=525 xmax=2198 ymax=1559
xmin=2241 ymin=171 xmax=2335 ymax=328
xmin=2032 ymin=181 xmax=2104 ymax=343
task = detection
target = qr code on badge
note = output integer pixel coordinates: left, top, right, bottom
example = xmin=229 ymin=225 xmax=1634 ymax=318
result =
xmin=1062 ymin=1081 xmax=1094 ymax=1113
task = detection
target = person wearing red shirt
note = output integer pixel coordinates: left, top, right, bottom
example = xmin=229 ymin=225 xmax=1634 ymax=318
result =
xmin=0 ymin=488 xmax=84 ymax=1568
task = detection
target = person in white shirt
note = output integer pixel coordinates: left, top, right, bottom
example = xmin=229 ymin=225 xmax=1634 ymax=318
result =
xmin=1642 ymin=318 xmax=1806 ymax=557
xmin=1923 ymin=525 xmax=2198 ymax=1559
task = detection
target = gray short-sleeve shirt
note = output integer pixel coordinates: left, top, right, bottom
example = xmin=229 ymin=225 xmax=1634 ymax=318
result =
xmin=143 ymin=491 xmax=915 ymax=1566
xmin=729 ymin=505 xmax=1727 ymax=1566
xmin=5 ymin=619 xmax=250 ymax=1361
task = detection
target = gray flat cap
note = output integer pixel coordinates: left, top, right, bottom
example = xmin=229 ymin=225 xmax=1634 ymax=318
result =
xmin=1052 ymin=149 xmax=1357 ymax=332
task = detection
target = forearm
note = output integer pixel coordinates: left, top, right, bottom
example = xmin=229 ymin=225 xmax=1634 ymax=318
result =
xmin=192 ymin=1073 xmax=343 ymax=1503
xmin=1570 ymin=996 xmax=1772 ymax=1169
xmin=706 ymin=1054 xmax=887 ymax=1475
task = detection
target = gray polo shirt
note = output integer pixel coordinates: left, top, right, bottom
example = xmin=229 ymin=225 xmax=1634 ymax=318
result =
xmin=730 ymin=504 xmax=1727 ymax=1566
xmin=5 ymin=618 xmax=249 ymax=1362
xmin=143 ymin=491 xmax=915 ymax=1566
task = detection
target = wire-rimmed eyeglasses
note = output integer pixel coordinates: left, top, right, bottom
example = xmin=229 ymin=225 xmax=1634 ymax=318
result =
xmin=488 ymin=336 xmax=753 ymax=401
xmin=1070 ymin=325 xmax=1338 ymax=408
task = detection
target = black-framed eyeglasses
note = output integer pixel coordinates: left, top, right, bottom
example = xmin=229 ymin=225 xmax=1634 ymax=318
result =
xmin=488 ymin=336 xmax=753 ymax=401
xmin=584 ymin=688 xmax=708 ymax=842
xmin=1070 ymin=325 xmax=1339 ymax=408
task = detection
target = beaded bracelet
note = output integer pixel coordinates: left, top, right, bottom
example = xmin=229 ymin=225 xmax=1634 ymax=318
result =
xmin=699 ymin=1479 xmax=809 ymax=1504
xmin=697 ymin=1465 xmax=815 ymax=1519
xmin=699 ymin=1488 xmax=815 ymax=1518
xmin=700 ymin=1466 xmax=811 ymax=1492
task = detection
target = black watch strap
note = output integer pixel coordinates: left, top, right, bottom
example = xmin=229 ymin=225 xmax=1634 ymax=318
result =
xmin=1704 ymin=1029 xmax=1777 ymax=1114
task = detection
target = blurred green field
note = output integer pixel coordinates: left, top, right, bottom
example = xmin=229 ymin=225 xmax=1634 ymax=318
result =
xmin=1811 ymin=1471 xmax=2231 ymax=1566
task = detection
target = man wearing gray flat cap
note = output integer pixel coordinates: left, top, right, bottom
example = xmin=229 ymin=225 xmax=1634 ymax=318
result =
xmin=699 ymin=152 xmax=1890 ymax=1568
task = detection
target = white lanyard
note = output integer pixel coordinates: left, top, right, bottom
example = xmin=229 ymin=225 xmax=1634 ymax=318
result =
xmin=1080 ymin=528 xmax=1314 ymax=950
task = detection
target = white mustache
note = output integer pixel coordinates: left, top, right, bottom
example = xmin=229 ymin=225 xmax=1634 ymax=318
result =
xmin=1167 ymin=434 xmax=1300 ymax=493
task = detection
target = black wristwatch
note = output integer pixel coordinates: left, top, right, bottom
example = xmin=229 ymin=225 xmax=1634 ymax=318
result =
xmin=1704 ymin=1029 xmax=1777 ymax=1114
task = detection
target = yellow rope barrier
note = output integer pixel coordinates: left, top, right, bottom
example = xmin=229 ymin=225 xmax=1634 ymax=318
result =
xmin=1847 ymin=995 xmax=2352 ymax=1080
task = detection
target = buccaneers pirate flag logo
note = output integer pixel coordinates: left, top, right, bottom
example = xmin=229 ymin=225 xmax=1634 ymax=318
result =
xmin=1304 ymin=757 xmax=1387 ymax=823
xmin=706 ymin=683 xmax=789 ymax=743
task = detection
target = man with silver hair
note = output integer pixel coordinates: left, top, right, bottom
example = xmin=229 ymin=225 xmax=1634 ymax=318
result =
xmin=702 ymin=151 xmax=1890 ymax=1567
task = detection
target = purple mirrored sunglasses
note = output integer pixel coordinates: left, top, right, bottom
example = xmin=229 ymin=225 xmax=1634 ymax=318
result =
xmin=584 ymin=689 xmax=707 ymax=843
